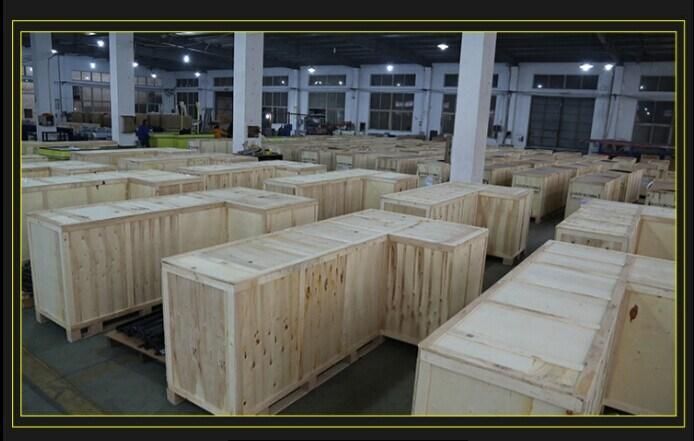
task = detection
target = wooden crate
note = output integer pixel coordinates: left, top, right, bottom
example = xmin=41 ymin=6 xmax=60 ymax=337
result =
xmin=23 ymin=140 xmax=117 ymax=155
xmin=511 ymin=167 xmax=567 ymax=222
xmin=634 ymin=161 xmax=664 ymax=180
xmin=22 ymin=154 xmax=49 ymax=163
xmin=646 ymin=179 xmax=675 ymax=208
xmin=335 ymin=150 xmax=385 ymax=170
xmin=189 ymin=139 xmax=232 ymax=154
xmin=162 ymin=209 xmax=488 ymax=414
xmin=483 ymin=162 xmax=534 ymax=186
xmin=124 ymin=170 xmax=204 ymax=198
xmin=117 ymin=153 xmax=255 ymax=171
xmin=611 ymin=156 xmax=638 ymax=169
xmin=416 ymin=161 xmax=450 ymax=187
xmin=564 ymin=173 xmax=623 ymax=217
xmin=413 ymin=240 xmax=674 ymax=415
xmin=70 ymin=147 xmax=192 ymax=166
xmin=22 ymin=160 xmax=116 ymax=178
xmin=299 ymin=148 xmax=343 ymax=171
xmin=263 ymin=169 xmax=416 ymax=220
xmin=553 ymin=151 xmax=583 ymax=161
xmin=556 ymin=199 xmax=674 ymax=260
xmin=380 ymin=182 xmax=532 ymax=264
xmin=178 ymin=161 xmax=326 ymax=191
xmin=376 ymin=154 xmax=443 ymax=174
xmin=609 ymin=168 xmax=645 ymax=203
xmin=27 ymin=188 xmax=318 ymax=342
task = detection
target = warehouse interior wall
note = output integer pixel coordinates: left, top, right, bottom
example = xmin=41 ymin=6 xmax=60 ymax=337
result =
xmin=21 ymin=52 xmax=675 ymax=146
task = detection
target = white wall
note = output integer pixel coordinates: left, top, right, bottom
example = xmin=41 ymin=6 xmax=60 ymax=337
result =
xmin=24 ymin=50 xmax=675 ymax=144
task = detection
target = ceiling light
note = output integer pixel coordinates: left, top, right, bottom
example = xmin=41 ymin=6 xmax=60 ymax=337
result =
xmin=89 ymin=62 xmax=96 ymax=69
xmin=386 ymin=64 xmax=394 ymax=72
xmin=307 ymin=66 xmax=316 ymax=74
xmin=437 ymin=43 xmax=449 ymax=51
xmin=132 ymin=61 xmax=139 ymax=68
xmin=51 ymin=49 xmax=58 ymax=54
xmin=183 ymin=54 xmax=191 ymax=63
xmin=579 ymin=63 xmax=594 ymax=72
xmin=604 ymin=63 xmax=614 ymax=71
xmin=265 ymin=113 xmax=272 ymax=120
xmin=195 ymin=71 xmax=201 ymax=77
xmin=281 ymin=80 xmax=285 ymax=85
xmin=28 ymin=66 xmax=33 ymax=72
xmin=537 ymin=84 xmax=543 ymax=89
xmin=640 ymin=85 xmax=645 ymax=90
xmin=86 ymin=32 xmax=96 ymax=36
xmin=338 ymin=80 xmax=343 ymax=85
xmin=96 ymin=39 xmax=105 ymax=48
xmin=151 ymin=73 xmax=157 ymax=79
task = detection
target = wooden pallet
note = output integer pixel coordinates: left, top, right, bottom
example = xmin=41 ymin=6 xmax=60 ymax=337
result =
xmin=167 ymin=335 xmax=385 ymax=414
xmin=36 ymin=304 xmax=161 ymax=343
xmin=106 ymin=329 xmax=165 ymax=364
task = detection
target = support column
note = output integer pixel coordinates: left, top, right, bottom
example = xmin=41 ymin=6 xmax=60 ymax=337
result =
xmin=507 ymin=65 xmax=520 ymax=147
xmin=30 ymin=33 xmax=57 ymax=141
xmin=232 ymin=33 xmax=264 ymax=152
xmin=450 ymin=33 xmax=497 ymax=183
xmin=109 ymin=32 xmax=136 ymax=146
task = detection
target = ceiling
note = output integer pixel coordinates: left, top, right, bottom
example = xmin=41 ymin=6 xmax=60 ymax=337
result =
xmin=23 ymin=33 xmax=675 ymax=71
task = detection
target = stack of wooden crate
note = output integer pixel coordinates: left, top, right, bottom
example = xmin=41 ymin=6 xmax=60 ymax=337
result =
xmin=564 ymin=172 xmax=624 ymax=217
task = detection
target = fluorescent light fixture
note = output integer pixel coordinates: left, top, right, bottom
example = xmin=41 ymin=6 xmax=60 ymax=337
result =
xmin=132 ymin=61 xmax=139 ymax=67
xmin=51 ymin=49 xmax=58 ymax=54
xmin=579 ymin=63 xmax=594 ymax=72
xmin=386 ymin=64 xmax=394 ymax=72
xmin=338 ymin=80 xmax=343 ymax=85
xmin=96 ymin=39 xmax=105 ymax=48
xmin=183 ymin=54 xmax=191 ymax=63
xmin=151 ymin=73 xmax=157 ymax=79
xmin=281 ymin=80 xmax=285 ymax=84
xmin=537 ymin=84 xmax=543 ymax=89
xmin=28 ymin=66 xmax=33 ymax=72
xmin=194 ymin=71 xmax=201 ymax=77
xmin=307 ymin=66 xmax=316 ymax=74
xmin=89 ymin=62 xmax=96 ymax=69
xmin=604 ymin=63 xmax=614 ymax=71
xmin=86 ymin=32 xmax=96 ymax=36
xmin=640 ymin=85 xmax=645 ymax=90
xmin=265 ymin=112 xmax=272 ymax=120
xmin=437 ymin=43 xmax=449 ymax=50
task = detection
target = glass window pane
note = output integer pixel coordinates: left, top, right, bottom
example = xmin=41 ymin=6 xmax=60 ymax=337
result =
xmin=565 ymin=75 xmax=581 ymax=89
xmin=651 ymin=126 xmax=670 ymax=145
xmin=381 ymin=75 xmax=393 ymax=86
xmin=581 ymin=75 xmax=598 ymax=90
xmin=534 ymin=75 xmax=547 ymax=89
xmin=549 ymin=75 xmax=564 ymax=89
xmin=336 ymin=92 xmax=345 ymax=107
xmin=658 ymin=76 xmax=674 ymax=92
xmin=279 ymin=92 xmax=288 ymax=106
xmin=82 ymin=72 xmax=91 ymax=81
xmin=370 ymin=93 xmax=379 ymax=108
xmin=371 ymin=75 xmax=381 ymax=86
xmin=72 ymin=71 xmax=81 ymax=80
xmin=640 ymin=76 xmax=659 ymax=91
xmin=381 ymin=93 xmax=392 ymax=109
xmin=653 ymin=101 xmax=673 ymax=124
xmin=92 ymin=72 xmax=101 ymax=82
xmin=405 ymin=74 xmax=416 ymax=86
xmin=444 ymin=74 xmax=458 ymax=88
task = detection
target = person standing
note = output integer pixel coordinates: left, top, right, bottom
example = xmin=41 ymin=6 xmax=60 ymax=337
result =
xmin=136 ymin=120 xmax=151 ymax=147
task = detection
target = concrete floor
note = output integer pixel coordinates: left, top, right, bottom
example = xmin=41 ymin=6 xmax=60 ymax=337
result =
xmin=22 ymin=211 xmax=561 ymax=415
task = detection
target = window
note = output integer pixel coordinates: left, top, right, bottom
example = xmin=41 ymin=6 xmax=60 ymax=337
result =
xmin=71 ymin=70 xmax=109 ymax=83
xmin=176 ymin=92 xmax=199 ymax=118
xmin=632 ymin=101 xmax=674 ymax=145
xmin=527 ymin=96 xmax=595 ymax=150
xmin=176 ymin=78 xmax=199 ymax=88
xmin=443 ymin=74 xmax=458 ymax=88
xmin=369 ymin=92 xmax=414 ymax=131
xmin=492 ymin=74 xmax=499 ymax=88
xmin=23 ymin=65 xmax=33 ymax=78
xmin=263 ymin=76 xmax=289 ymax=86
xmin=135 ymin=76 xmax=162 ymax=87
xmin=213 ymin=77 xmax=233 ymax=87
xmin=440 ymin=94 xmax=497 ymax=137
xmin=308 ymin=75 xmax=346 ymax=86
xmin=135 ymin=90 xmax=163 ymax=113
xmin=308 ymin=92 xmax=346 ymax=125
xmin=533 ymin=74 xmax=598 ymax=90
xmin=262 ymin=92 xmax=288 ymax=124
xmin=638 ymin=76 xmax=674 ymax=92
xmin=72 ymin=85 xmax=111 ymax=113
xmin=370 ymin=74 xmax=416 ymax=87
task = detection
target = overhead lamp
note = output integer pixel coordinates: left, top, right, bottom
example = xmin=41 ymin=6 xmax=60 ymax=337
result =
xmin=265 ymin=112 xmax=272 ymax=120
xmin=51 ymin=49 xmax=58 ymax=54
xmin=437 ymin=43 xmax=449 ymax=51
xmin=28 ymin=66 xmax=33 ymax=72
xmin=338 ymin=80 xmax=343 ymax=85
xmin=307 ymin=66 xmax=316 ymax=74
xmin=89 ymin=62 xmax=96 ymax=69
xmin=194 ymin=71 xmax=201 ymax=77
xmin=537 ymin=84 xmax=543 ymax=89
xmin=579 ymin=63 xmax=594 ymax=72
xmin=132 ymin=61 xmax=139 ymax=67
xmin=386 ymin=64 xmax=394 ymax=72
xmin=639 ymin=85 xmax=645 ymax=90
xmin=183 ymin=54 xmax=191 ymax=63
xmin=604 ymin=63 xmax=614 ymax=71
xmin=86 ymin=32 xmax=96 ymax=36
xmin=96 ymin=39 xmax=105 ymax=48
xmin=151 ymin=73 xmax=157 ymax=79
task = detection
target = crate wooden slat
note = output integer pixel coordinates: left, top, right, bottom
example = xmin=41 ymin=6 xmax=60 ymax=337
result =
xmin=22 ymin=160 xmax=116 ymax=178
xmin=117 ymin=153 xmax=256 ymax=171
xmin=188 ymin=139 xmax=232 ymax=154
xmin=162 ymin=209 xmax=488 ymax=414
xmin=22 ymin=154 xmax=50 ymax=163
xmin=335 ymin=150 xmax=385 ymax=170
xmin=564 ymin=173 xmax=624 ymax=217
xmin=299 ymin=147 xmax=344 ymax=171
xmin=27 ymin=188 xmax=318 ymax=342
xmin=376 ymin=154 xmax=444 ymax=174
xmin=608 ymin=168 xmax=645 ymax=203
xmin=263 ymin=169 xmax=417 ymax=220
xmin=177 ymin=161 xmax=326 ymax=190
xmin=23 ymin=140 xmax=118 ymax=155
xmin=416 ymin=161 xmax=451 ymax=187
xmin=380 ymin=182 xmax=532 ymax=264
xmin=646 ymin=179 xmax=675 ymax=208
xmin=413 ymin=240 xmax=674 ymax=415
xmin=555 ymin=199 xmax=674 ymax=260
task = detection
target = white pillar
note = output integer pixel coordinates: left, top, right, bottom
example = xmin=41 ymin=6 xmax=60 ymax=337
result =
xmin=450 ymin=33 xmax=497 ymax=183
xmin=109 ymin=33 xmax=136 ymax=146
xmin=507 ymin=65 xmax=520 ymax=147
xmin=30 ymin=33 xmax=57 ymax=141
xmin=232 ymin=33 xmax=264 ymax=152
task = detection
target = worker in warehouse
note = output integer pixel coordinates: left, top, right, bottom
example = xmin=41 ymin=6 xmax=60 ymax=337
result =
xmin=136 ymin=119 xmax=151 ymax=147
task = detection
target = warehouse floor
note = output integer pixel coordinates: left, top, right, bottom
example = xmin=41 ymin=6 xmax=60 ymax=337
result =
xmin=22 ymin=211 xmax=562 ymax=415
